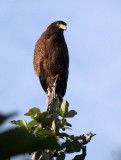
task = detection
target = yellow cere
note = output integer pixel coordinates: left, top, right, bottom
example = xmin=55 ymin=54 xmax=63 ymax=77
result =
xmin=57 ymin=23 xmax=67 ymax=30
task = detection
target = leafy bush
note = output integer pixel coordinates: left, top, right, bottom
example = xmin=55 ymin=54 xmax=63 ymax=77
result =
xmin=9 ymin=100 xmax=95 ymax=160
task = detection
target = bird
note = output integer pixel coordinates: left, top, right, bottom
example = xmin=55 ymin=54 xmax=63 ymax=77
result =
xmin=33 ymin=21 xmax=69 ymax=100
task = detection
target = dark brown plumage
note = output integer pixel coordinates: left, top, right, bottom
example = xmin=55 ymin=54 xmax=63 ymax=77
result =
xmin=33 ymin=21 xmax=69 ymax=99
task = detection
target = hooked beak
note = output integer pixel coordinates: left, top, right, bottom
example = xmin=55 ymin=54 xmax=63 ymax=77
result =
xmin=57 ymin=23 xmax=67 ymax=30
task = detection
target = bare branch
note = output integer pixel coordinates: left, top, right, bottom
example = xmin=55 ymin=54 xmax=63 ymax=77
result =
xmin=72 ymin=132 xmax=96 ymax=160
xmin=83 ymin=132 xmax=96 ymax=145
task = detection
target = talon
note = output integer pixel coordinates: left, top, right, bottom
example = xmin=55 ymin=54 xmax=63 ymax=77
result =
xmin=47 ymin=83 xmax=53 ymax=93
xmin=47 ymin=87 xmax=50 ymax=91
xmin=54 ymin=74 xmax=59 ymax=81
xmin=47 ymin=86 xmax=51 ymax=93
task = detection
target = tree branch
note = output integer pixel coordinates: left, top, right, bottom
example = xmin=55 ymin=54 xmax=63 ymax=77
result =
xmin=72 ymin=132 xmax=96 ymax=160
xmin=32 ymin=79 xmax=60 ymax=160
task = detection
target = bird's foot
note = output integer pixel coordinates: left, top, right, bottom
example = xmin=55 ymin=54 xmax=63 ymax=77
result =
xmin=54 ymin=74 xmax=59 ymax=81
xmin=47 ymin=86 xmax=50 ymax=93
xmin=47 ymin=83 xmax=53 ymax=93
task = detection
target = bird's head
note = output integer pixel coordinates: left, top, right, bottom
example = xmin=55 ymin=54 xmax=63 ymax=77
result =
xmin=56 ymin=21 xmax=67 ymax=30
xmin=47 ymin=21 xmax=67 ymax=33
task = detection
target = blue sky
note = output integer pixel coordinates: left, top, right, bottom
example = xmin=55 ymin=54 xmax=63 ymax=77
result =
xmin=1 ymin=0 xmax=121 ymax=160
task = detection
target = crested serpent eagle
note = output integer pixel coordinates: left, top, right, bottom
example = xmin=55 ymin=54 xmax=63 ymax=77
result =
xmin=33 ymin=21 xmax=69 ymax=100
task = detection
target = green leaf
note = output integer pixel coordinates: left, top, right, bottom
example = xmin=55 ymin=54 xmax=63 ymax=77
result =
xmin=0 ymin=127 xmax=59 ymax=159
xmin=74 ymin=135 xmax=86 ymax=140
xmin=56 ymin=108 xmax=64 ymax=117
xmin=33 ymin=112 xmax=53 ymax=128
xmin=64 ymin=140 xmax=73 ymax=153
xmin=60 ymin=119 xmax=72 ymax=127
xmin=24 ymin=107 xmax=40 ymax=118
xmin=52 ymin=120 xmax=56 ymax=133
xmin=36 ymin=130 xmax=55 ymax=136
xmin=10 ymin=119 xmax=27 ymax=128
xmin=71 ymin=140 xmax=81 ymax=152
xmin=60 ymin=118 xmax=66 ymax=125
xmin=58 ymin=133 xmax=79 ymax=140
xmin=56 ymin=101 xmax=69 ymax=117
xmin=58 ymin=132 xmax=71 ymax=139
xmin=27 ymin=120 xmax=40 ymax=130
xmin=34 ymin=124 xmax=42 ymax=133
xmin=65 ymin=110 xmax=77 ymax=118
xmin=65 ymin=122 xmax=72 ymax=127
xmin=65 ymin=127 xmax=72 ymax=130
xmin=64 ymin=139 xmax=81 ymax=153
xmin=61 ymin=100 xmax=69 ymax=114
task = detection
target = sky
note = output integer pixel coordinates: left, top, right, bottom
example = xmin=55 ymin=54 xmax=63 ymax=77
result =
xmin=1 ymin=0 xmax=121 ymax=160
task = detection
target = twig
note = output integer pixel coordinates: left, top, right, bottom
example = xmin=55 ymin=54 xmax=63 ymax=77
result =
xmin=83 ymin=132 xmax=96 ymax=145
xmin=72 ymin=132 xmax=96 ymax=160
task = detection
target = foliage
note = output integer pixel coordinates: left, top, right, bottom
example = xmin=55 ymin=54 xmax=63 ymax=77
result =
xmin=1 ymin=100 xmax=95 ymax=160
xmin=10 ymin=100 xmax=90 ymax=159
xmin=0 ymin=113 xmax=58 ymax=160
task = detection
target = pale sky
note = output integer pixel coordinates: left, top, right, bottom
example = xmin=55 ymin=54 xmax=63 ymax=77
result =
xmin=1 ymin=1 xmax=121 ymax=160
